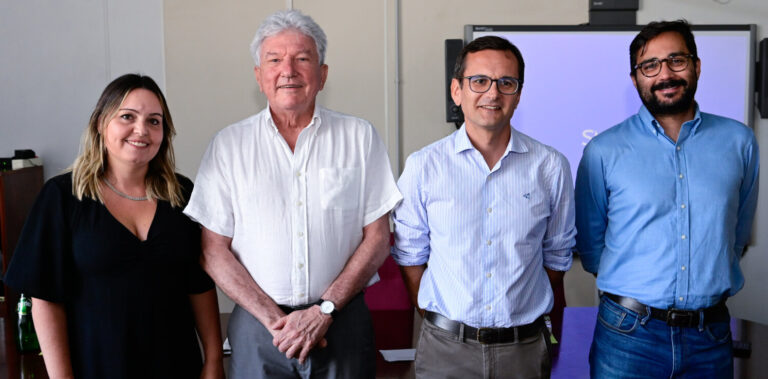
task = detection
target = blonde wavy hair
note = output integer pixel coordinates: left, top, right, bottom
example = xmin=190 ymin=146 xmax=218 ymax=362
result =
xmin=71 ymin=74 xmax=183 ymax=207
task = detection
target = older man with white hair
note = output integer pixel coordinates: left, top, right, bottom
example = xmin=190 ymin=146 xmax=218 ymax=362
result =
xmin=184 ymin=9 xmax=402 ymax=379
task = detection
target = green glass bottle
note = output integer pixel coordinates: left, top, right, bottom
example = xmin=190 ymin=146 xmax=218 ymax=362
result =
xmin=16 ymin=294 xmax=40 ymax=353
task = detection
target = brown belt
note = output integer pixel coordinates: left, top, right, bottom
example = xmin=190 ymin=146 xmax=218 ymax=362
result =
xmin=603 ymin=293 xmax=729 ymax=327
xmin=425 ymin=311 xmax=545 ymax=344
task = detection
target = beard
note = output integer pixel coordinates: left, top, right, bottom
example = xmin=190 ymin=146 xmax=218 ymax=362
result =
xmin=637 ymin=78 xmax=697 ymax=116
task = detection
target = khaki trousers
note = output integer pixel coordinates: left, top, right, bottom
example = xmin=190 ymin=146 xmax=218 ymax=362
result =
xmin=415 ymin=317 xmax=551 ymax=379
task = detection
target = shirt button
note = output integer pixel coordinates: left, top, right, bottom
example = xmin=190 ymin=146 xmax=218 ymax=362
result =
xmin=679 ymin=174 xmax=684 ymax=179
xmin=298 ymin=231 xmax=304 ymax=237
xmin=681 ymin=234 xmax=686 ymax=240
xmin=487 ymin=207 xmax=492 ymax=214
xmin=681 ymin=204 xmax=686 ymax=209
xmin=297 ymin=201 xmax=303 ymax=207
xmin=485 ymin=305 xmax=492 ymax=311
xmin=486 ymin=240 xmax=492 ymax=246
xmin=299 ymin=293 xmax=305 ymax=297
xmin=296 ymin=171 xmax=302 ymax=177
xmin=676 ymin=146 xmax=681 ymax=151
xmin=298 ymin=263 xmax=304 ymax=269
xmin=681 ymin=266 xmax=686 ymax=271
xmin=679 ymin=297 xmax=684 ymax=302
xmin=486 ymin=273 xmax=492 ymax=278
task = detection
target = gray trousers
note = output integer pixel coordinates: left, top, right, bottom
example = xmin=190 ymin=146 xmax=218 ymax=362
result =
xmin=415 ymin=317 xmax=552 ymax=379
xmin=228 ymin=293 xmax=376 ymax=379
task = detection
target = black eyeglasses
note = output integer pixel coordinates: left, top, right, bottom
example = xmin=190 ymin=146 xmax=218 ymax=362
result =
xmin=460 ymin=75 xmax=522 ymax=95
xmin=634 ymin=54 xmax=695 ymax=78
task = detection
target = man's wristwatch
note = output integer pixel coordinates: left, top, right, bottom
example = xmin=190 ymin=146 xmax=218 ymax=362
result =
xmin=317 ymin=299 xmax=338 ymax=319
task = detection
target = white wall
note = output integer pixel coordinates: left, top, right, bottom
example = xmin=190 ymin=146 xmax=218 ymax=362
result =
xmin=0 ymin=0 xmax=165 ymax=178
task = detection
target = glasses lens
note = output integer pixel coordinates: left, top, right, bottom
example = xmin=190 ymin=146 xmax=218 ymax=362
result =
xmin=641 ymin=60 xmax=661 ymax=76
xmin=466 ymin=76 xmax=519 ymax=94
xmin=668 ymin=56 xmax=689 ymax=71
xmin=468 ymin=76 xmax=491 ymax=93
xmin=497 ymin=78 xmax=518 ymax=94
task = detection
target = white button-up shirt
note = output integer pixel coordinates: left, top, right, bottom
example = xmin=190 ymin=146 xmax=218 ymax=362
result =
xmin=184 ymin=106 xmax=402 ymax=306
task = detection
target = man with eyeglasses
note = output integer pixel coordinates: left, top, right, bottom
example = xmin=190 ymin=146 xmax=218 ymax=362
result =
xmin=391 ymin=35 xmax=575 ymax=378
xmin=575 ymin=20 xmax=759 ymax=378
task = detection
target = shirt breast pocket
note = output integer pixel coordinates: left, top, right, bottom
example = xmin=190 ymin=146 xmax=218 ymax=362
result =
xmin=320 ymin=167 xmax=361 ymax=210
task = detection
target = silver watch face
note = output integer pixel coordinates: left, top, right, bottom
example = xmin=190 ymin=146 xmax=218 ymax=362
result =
xmin=320 ymin=300 xmax=335 ymax=314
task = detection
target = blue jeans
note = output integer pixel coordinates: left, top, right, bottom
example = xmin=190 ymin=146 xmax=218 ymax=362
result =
xmin=589 ymin=296 xmax=733 ymax=378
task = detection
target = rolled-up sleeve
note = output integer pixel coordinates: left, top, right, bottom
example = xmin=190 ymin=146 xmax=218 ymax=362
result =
xmin=574 ymin=140 xmax=608 ymax=274
xmin=391 ymin=153 xmax=430 ymax=266
xmin=542 ymin=151 xmax=575 ymax=272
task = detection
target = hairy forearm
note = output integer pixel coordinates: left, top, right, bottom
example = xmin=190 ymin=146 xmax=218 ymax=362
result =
xmin=270 ymin=215 xmax=390 ymax=362
xmin=399 ymin=264 xmax=427 ymax=316
xmin=201 ymin=228 xmax=284 ymax=328
xmin=32 ymin=298 xmax=74 ymax=379
xmin=321 ymin=214 xmax=391 ymax=309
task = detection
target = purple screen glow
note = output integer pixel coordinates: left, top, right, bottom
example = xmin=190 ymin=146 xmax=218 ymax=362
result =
xmin=473 ymin=29 xmax=753 ymax=178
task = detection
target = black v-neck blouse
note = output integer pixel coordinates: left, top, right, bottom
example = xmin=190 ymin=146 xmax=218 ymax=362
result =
xmin=4 ymin=172 xmax=214 ymax=379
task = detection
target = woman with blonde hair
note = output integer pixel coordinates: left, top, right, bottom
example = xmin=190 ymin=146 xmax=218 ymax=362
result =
xmin=4 ymin=74 xmax=224 ymax=378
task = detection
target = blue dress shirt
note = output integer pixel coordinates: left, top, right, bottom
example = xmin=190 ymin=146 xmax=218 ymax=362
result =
xmin=575 ymin=105 xmax=759 ymax=310
xmin=391 ymin=125 xmax=575 ymax=328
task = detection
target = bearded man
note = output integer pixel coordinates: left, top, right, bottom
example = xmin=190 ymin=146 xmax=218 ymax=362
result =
xmin=575 ymin=20 xmax=759 ymax=378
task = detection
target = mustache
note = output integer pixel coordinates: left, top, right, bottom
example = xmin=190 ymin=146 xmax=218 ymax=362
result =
xmin=651 ymin=79 xmax=687 ymax=92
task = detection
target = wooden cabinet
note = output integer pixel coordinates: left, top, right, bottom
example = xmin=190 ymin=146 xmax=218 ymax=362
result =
xmin=0 ymin=166 xmax=43 ymax=315
xmin=0 ymin=166 xmax=46 ymax=378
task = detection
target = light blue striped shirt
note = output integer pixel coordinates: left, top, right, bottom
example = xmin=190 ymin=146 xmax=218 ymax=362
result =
xmin=575 ymin=105 xmax=759 ymax=309
xmin=391 ymin=125 xmax=575 ymax=328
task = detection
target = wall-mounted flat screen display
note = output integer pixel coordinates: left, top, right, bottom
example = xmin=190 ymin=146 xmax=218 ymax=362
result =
xmin=466 ymin=25 xmax=755 ymax=177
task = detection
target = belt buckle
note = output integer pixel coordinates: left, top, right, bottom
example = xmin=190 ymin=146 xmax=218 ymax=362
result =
xmin=476 ymin=328 xmax=495 ymax=344
xmin=666 ymin=309 xmax=694 ymax=327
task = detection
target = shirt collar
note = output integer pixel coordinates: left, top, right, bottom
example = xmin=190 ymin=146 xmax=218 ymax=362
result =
xmin=453 ymin=123 xmax=528 ymax=155
xmin=264 ymin=102 xmax=323 ymax=136
xmin=638 ymin=103 xmax=702 ymax=137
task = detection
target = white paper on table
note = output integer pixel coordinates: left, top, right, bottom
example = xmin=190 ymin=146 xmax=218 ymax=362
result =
xmin=379 ymin=348 xmax=416 ymax=362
